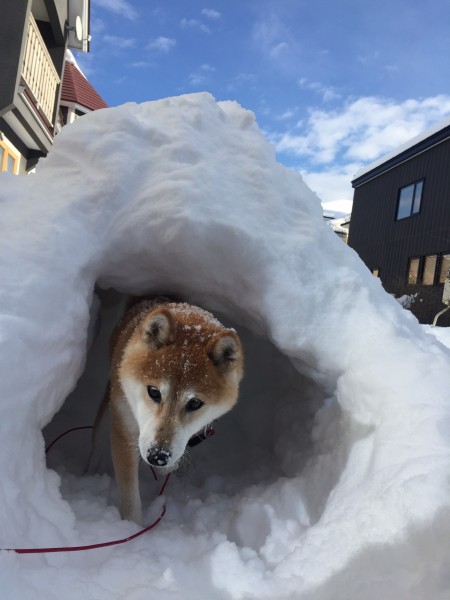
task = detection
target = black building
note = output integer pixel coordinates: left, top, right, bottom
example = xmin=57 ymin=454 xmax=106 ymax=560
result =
xmin=348 ymin=118 xmax=450 ymax=325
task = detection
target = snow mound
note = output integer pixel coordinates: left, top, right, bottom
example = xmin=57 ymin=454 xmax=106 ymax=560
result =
xmin=1 ymin=93 xmax=450 ymax=599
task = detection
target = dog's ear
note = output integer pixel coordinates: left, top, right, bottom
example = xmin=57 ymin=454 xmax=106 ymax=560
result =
xmin=208 ymin=330 xmax=242 ymax=370
xmin=143 ymin=309 xmax=177 ymax=349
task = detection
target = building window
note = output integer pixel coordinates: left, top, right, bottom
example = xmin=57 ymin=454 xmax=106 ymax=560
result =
xmin=372 ymin=268 xmax=380 ymax=277
xmin=396 ymin=179 xmax=424 ymax=220
xmin=439 ymin=254 xmax=450 ymax=283
xmin=0 ymin=141 xmax=18 ymax=174
xmin=407 ymin=257 xmax=420 ymax=284
xmin=423 ymin=255 xmax=437 ymax=285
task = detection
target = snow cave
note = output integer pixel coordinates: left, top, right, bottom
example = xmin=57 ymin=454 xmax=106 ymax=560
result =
xmin=1 ymin=93 xmax=450 ymax=600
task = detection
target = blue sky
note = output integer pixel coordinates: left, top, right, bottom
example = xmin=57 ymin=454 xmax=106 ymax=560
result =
xmin=76 ymin=0 xmax=450 ymax=213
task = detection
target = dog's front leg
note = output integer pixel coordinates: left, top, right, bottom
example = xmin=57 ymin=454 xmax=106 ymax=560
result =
xmin=111 ymin=419 xmax=142 ymax=526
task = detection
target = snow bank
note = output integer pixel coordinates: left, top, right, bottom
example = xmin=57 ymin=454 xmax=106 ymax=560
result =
xmin=395 ymin=292 xmax=418 ymax=309
xmin=1 ymin=93 xmax=450 ymax=599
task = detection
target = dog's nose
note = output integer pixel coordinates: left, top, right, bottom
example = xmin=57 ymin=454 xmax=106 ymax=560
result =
xmin=146 ymin=445 xmax=171 ymax=467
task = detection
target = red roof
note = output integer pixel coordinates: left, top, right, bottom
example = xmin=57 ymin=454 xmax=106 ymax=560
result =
xmin=60 ymin=62 xmax=108 ymax=111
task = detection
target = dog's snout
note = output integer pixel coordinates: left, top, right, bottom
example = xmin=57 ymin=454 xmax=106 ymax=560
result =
xmin=146 ymin=445 xmax=171 ymax=467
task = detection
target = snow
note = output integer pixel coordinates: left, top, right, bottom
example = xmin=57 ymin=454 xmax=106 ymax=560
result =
xmin=425 ymin=324 xmax=450 ymax=350
xmin=321 ymin=199 xmax=353 ymax=217
xmin=65 ymin=49 xmax=86 ymax=78
xmin=1 ymin=92 xmax=450 ymax=599
xmin=394 ymin=293 xmax=418 ymax=309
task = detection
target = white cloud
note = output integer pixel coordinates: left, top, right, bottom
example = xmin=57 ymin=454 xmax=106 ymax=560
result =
xmin=189 ymin=73 xmax=206 ymax=86
xmin=180 ymin=18 xmax=211 ymax=34
xmin=300 ymin=163 xmax=360 ymax=206
xmin=95 ymin=0 xmax=137 ymax=20
xmin=188 ymin=64 xmax=215 ymax=87
xmin=275 ymin=95 xmax=450 ymax=165
xmin=276 ymin=108 xmax=298 ymax=121
xmin=385 ymin=64 xmax=399 ymax=73
xmin=102 ymin=34 xmax=135 ymax=49
xmin=90 ymin=17 xmax=106 ymax=36
xmin=357 ymin=51 xmax=380 ymax=66
xmin=130 ymin=61 xmax=151 ymax=69
xmin=272 ymin=95 xmax=450 ymax=207
xmin=148 ymin=36 xmax=176 ymax=53
xmin=298 ymin=78 xmax=340 ymax=103
xmin=226 ymin=72 xmax=258 ymax=92
xmin=252 ymin=13 xmax=300 ymax=69
xmin=253 ymin=14 xmax=285 ymax=57
xmin=270 ymin=41 xmax=288 ymax=58
xmin=201 ymin=8 xmax=221 ymax=19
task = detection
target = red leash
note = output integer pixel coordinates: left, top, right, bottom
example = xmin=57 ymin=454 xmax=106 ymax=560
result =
xmin=4 ymin=425 xmax=171 ymax=554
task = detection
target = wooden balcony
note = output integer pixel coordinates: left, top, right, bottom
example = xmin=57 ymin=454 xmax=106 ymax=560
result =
xmin=21 ymin=13 xmax=60 ymax=127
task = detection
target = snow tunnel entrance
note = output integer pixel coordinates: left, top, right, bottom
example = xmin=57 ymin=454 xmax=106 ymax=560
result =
xmin=43 ymin=287 xmax=346 ymax=537
xmin=6 ymin=93 xmax=450 ymax=596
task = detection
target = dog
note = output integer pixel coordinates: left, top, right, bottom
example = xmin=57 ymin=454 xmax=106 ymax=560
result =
xmin=92 ymin=297 xmax=244 ymax=525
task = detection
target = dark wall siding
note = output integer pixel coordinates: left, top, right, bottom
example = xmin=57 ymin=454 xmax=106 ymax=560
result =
xmin=0 ymin=0 xmax=31 ymax=114
xmin=348 ymin=137 xmax=450 ymax=323
xmin=44 ymin=0 xmax=67 ymax=44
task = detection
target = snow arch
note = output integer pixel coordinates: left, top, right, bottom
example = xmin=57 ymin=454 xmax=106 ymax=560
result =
xmin=1 ymin=93 xmax=450 ymax=599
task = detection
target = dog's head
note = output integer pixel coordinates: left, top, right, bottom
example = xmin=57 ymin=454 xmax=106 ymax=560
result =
xmin=119 ymin=303 xmax=244 ymax=470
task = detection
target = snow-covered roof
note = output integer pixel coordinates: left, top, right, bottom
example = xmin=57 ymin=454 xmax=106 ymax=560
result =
xmin=324 ymin=211 xmax=351 ymax=235
xmin=331 ymin=214 xmax=351 ymax=227
xmin=329 ymin=219 xmax=350 ymax=236
xmin=353 ymin=114 xmax=450 ymax=186
xmin=1 ymin=93 xmax=450 ymax=598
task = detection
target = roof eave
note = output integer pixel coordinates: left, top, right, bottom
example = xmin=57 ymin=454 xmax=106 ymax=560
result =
xmin=352 ymin=124 xmax=450 ymax=189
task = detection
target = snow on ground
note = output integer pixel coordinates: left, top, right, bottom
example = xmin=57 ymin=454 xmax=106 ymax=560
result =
xmin=425 ymin=324 xmax=450 ymax=351
xmin=1 ymin=93 xmax=450 ymax=599
xmin=394 ymin=293 xmax=418 ymax=309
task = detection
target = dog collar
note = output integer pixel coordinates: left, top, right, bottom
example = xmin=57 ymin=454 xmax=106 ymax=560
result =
xmin=187 ymin=423 xmax=215 ymax=448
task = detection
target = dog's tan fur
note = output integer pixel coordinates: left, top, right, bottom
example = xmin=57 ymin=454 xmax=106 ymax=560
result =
xmin=94 ymin=297 xmax=244 ymax=524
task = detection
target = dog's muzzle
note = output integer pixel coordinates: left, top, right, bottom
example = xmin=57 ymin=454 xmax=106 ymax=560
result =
xmin=146 ymin=445 xmax=171 ymax=467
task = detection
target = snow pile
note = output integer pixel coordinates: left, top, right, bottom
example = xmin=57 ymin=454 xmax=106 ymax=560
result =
xmin=394 ymin=293 xmax=419 ymax=309
xmin=1 ymin=93 xmax=450 ymax=599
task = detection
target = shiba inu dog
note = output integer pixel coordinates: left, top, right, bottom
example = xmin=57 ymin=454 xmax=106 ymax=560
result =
xmin=93 ymin=297 xmax=244 ymax=525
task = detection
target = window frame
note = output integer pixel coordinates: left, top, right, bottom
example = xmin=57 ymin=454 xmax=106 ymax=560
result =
xmin=439 ymin=254 xmax=450 ymax=284
xmin=407 ymin=257 xmax=421 ymax=285
xmin=422 ymin=254 xmax=437 ymax=286
xmin=0 ymin=140 xmax=19 ymax=174
xmin=396 ymin=179 xmax=425 ymax=221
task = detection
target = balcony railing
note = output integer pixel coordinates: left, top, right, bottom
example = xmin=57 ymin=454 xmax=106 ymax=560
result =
xmin=21 ymin=13 xmax=60 ymax=127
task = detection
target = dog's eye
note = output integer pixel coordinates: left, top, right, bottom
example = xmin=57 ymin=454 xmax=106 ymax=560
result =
xmin=186 ymin=398 xmax=204 ymax=412
xmin=147 ymin=386 xmax=162 ymax=403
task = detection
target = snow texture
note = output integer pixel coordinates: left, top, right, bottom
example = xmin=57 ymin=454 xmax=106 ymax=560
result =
xmin=1 ymin=93 xmax=450 ymax=599
xmin=394 ymin=293 xmax=418 ymax=309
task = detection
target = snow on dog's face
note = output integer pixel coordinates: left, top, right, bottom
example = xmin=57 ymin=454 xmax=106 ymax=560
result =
xmin=119 ymin=303 xmax=244 ymax=470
